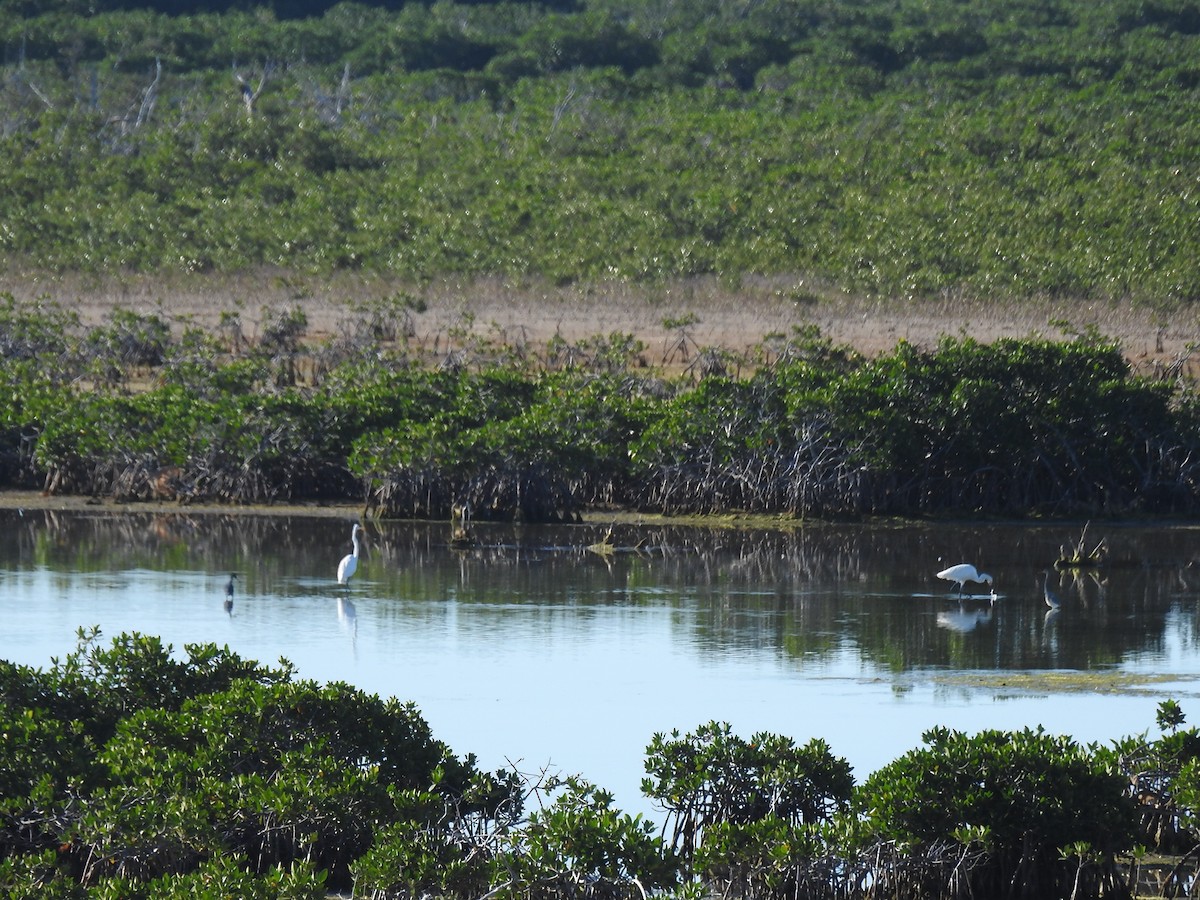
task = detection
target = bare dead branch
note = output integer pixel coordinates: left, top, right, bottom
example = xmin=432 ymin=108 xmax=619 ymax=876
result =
xmin=134 ymin=58 xmax=162 ymax=130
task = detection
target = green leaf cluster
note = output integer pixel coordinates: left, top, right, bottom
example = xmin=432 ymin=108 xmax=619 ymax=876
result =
xmin=496 ymin=775 xmax=680 ymax=898
xmin=856 ymin=725 xmax=1138 ymax=897
xmin=0 ymin=627 xmax=521 ymax=896
xmin=642 ymin=721 xmax=854 ymax=869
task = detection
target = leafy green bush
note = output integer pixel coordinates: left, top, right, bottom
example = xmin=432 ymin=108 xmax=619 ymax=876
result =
xmin=855 ymin=726 xmax=1138 ymax=899
xmin=7 ymin=631 xmax=1199 ymax=899
xmin=0 ymin=629 xmax=520 ymax=896
xmin=497 ymin=775 xmax=680 ymax=899
xmin=1101 ymin=700 xmax=1200 ymax=855
xmin=3 ymin=290 xmax=1200 ymax=518
xmin=823 ymin=334 xmax=1176 ymax=514
xmin=643 ymin=721 xmax=853 ymax=871
xmin=352 ymin=789 xmax=504 ymax=899
xmin=350 ymin=369 xmax=649 ymax=520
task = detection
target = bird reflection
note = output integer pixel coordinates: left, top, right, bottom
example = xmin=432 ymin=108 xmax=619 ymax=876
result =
xmin=936 ymin=599 xmax=994 ymax=633
xmin=337 ymin=597 xmax=358 ymax=648
xmin=1178 ymin=561 xmax=1196 ymax=594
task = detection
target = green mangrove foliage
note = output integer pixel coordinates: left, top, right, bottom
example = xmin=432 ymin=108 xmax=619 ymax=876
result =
xmin=5 ymin=640 xmax=1198 ymax=900
xmin=643 ymin=722 xmax=854 ymax=861
xmin=0 ymin=628 xmax=524 ymax=898
xmin=855 ymin=726 xmax=1138 ymax=899
xmin=1 ymin=296 xmax=1199 ymax=519
xmin=2 ymin=0 xmax=1200 ymax=301
xmin=1102 ymin=700 xmax=1200 ymax=858
xmin=642 ymin=720 xmax=854 ymax=893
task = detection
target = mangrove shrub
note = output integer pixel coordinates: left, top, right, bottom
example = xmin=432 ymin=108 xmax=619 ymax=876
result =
xmin=3 ymin=294 xmax=1200 ymax=519
xmin=5 ymin=634 xmax=1200 ymax=898
xmin=854 ymin=726 xmax=1138 ymax=899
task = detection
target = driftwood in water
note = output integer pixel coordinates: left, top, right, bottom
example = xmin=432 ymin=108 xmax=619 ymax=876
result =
xmin=1055 ymin=522 xmax=1107 ymax=569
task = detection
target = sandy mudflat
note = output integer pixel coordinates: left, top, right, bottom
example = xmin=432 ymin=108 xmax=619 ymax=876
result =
xmin=5 ymin=270 xmax=1197 ymax=376
xmin=0 ymin=489 xmax=367 ymax=515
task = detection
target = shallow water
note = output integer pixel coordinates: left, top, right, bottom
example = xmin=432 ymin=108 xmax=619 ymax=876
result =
xmin=3 ymin=508 xmax=1200 ymax=818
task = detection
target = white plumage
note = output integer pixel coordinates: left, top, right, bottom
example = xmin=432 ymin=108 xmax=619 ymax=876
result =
xmin=337 ymin=523 xmax=361 ymax=585
xmin=936 ymin=562 xmax=993 ymax=596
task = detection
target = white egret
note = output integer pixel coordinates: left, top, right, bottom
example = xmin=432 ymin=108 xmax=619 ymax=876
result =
xmin=337 ymin=523 xmax=362 ymax=585
xmin=1042 ymin=570 xmax=1061 ymax=610
xmin=936 ymin=563 xmax=994 ymax=597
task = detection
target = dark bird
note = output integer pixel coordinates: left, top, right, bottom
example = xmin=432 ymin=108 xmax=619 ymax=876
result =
xmin=224 ymin=573 xmax=238 ymax=614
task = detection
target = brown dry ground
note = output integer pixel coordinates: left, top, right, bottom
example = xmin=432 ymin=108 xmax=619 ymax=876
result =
xmin=8 ymin=269 xmax=1200 ymax=378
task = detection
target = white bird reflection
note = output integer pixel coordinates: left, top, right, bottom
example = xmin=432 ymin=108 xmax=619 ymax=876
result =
xmin=936 ymin=599 xmax=994 ymax=634
xmin=337 ymin=597 xmax=358 ymax=651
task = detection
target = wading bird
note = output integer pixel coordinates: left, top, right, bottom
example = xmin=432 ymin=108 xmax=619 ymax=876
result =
xmin=936 ymin=563 xmax=994 ymax=597
xmin=337 ymin=523 xmax=361 ymax=585
xmin=1042 ymin=570 xmax=1061 ymax=610
xmin=224 ymin=573 xmax=238 ymax=614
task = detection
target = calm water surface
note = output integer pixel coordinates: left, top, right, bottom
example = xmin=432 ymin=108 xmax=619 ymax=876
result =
xmin=3 ymin=508 xmax=1200 ymax=818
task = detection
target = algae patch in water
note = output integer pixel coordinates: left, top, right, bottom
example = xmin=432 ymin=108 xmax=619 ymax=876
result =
xmin=932 ymin=671 xmax=1200 ymax=696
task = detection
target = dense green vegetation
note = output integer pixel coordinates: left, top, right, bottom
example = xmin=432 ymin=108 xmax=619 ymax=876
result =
xmin=3 ymin=630 xmax=1199 ymax=898
xmin=2 ymin=0 xmax=1199 ymax=302
xmin=2 ymin=294 xmax=1199 ymax=518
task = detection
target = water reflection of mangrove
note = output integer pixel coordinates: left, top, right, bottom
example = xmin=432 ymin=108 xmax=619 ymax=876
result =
xmin=5 ymin=509 xmax=1200 ymax=676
